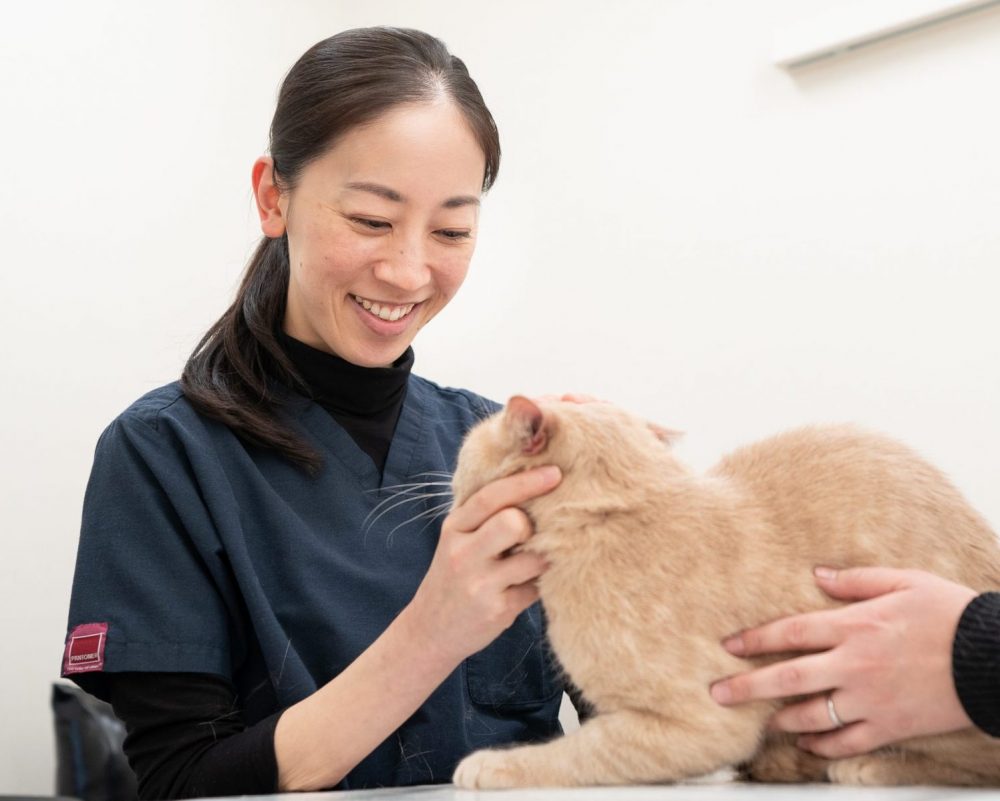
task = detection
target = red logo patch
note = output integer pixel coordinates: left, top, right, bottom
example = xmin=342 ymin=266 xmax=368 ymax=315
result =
xmin=63 ymin=622 xmax=108 ymax=675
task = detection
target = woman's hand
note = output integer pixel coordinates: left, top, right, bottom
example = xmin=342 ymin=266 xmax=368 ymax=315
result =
xmin=709 ymin=566 xmax=977 ymax=758
xmin=276 ymin=464 xmax=560 ymax=792
xmin=533 ymin=393 xmax=604 ymax=404
xmin=404 ymin=465 xmax=561 ymax=666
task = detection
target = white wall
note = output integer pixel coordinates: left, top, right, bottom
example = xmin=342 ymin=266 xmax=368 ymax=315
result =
xmin=2 ymin=0 xmax=998 ymax=793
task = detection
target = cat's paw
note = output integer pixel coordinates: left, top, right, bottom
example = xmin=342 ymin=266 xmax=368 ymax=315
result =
xmin=827 ymin=755 xmax=899 ymax=785
xmin=453 ymin=748 xmax=527 ymax=789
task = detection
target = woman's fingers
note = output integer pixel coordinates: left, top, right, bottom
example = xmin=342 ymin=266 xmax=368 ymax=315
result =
xmin=531 ymin=393 xmax=604 ymax=405
xmin=475 ymin=506 xmax=533 ymax=558
xmin=768 ymin=692 xmax=857 ymax=733
xmin=448 ymin=465 xmax=561 ymax=533
xmin=814 ymin=565 xmax=914 ymax=602
xmin=723 ymin=608 xmax=843 ymax=657
xmin=797 ymin=722 xmax=892 ymax=760
xmin=503 ymin=581 xmax=542 ymax=616
xmin=559 ymin=393 xmax=604 ymax=404
xmin=497 ymin=551 xmax=549 ymax=590
xmin=710 ymin=652 xmax=837 ymax=705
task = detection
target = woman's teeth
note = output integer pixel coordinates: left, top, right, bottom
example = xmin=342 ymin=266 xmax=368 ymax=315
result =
xmin=353 ymin=295 xmax=416 ymax=322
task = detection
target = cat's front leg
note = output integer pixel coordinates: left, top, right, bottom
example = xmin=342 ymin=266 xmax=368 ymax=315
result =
xmin=453 ymin=737 xmax=610 ymax=789
xmin=454 ymin=706 xmax=762 ymax=788
xmin=453 ymin=744 xmax=543 ymax=789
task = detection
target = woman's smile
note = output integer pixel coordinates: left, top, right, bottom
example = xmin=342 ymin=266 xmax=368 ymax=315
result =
xmin=350 ymin=293 xmax=422 ymax=337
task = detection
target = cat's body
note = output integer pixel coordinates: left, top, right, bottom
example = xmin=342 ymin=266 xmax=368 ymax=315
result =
xmin=450 ymin=398 xmax=1000 ymax=788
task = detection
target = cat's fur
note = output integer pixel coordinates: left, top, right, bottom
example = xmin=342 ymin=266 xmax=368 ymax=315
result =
xmin=450 ymin=397 xmax=1000 ymax=788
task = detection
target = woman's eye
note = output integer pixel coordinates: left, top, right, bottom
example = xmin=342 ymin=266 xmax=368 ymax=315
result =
xmin=352 ymin=217 xmax=390 ymax=230
xmin=438 ymin=229 xmax=472 ymax=240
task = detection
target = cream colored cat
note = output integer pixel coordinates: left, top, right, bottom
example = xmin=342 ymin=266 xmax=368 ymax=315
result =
xmin=451 ymin=397 xmax=1000 ymax=788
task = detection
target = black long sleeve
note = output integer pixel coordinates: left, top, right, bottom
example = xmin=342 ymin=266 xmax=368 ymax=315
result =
xmin=952 ymin=592 xmax=1000 ymax=737
xmin=103 ymin=672 xmax=281 ymax=799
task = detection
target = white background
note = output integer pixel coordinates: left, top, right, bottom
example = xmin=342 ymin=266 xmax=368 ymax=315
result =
xmin=2 ymin=0 xmax=999 ymax=793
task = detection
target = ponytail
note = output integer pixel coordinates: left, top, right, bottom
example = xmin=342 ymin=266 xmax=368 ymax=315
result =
xmin=180 ymin=235 xmax=321 ymax=473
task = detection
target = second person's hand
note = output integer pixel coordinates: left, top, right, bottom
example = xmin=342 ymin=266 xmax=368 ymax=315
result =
xmin=709 ymin=567 xmax=977 ymax=758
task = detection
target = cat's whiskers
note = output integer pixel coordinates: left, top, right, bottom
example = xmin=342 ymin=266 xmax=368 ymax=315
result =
xmin=361 ymin=477 xmax=455 ymax=549
xmin=385 ymin=500 xmax=454 ymax=548
xmin=366 ymin=479 xmax=452 ymax=494
xmin=362 ymin=487 xmax=447 ymax=532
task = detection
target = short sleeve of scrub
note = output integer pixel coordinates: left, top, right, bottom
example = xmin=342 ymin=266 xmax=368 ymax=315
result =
xmin=62 ymin=392 xmax=237 ymax=699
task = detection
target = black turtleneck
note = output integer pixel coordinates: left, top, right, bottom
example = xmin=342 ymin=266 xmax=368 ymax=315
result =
xmin=100 ymin=336 xmax=418 ymax=799
xmin=278 ymin=330 xmax=414 ymax=473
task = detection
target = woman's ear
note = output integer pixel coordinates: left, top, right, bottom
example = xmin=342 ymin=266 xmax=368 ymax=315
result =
xmin=252 ymin=156 xmax=287 ymax=238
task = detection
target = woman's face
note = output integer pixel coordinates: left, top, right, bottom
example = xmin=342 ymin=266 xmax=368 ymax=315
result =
xmin=257 ymin=101 xmax=487 ymax=367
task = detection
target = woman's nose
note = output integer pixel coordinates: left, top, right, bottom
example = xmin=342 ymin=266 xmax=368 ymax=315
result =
xmin=373 ymin=240 xmax=431 ymax=293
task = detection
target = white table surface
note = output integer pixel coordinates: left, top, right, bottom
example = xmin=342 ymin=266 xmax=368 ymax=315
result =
xmin=210 ymin=781 xmax=1000 ymax=801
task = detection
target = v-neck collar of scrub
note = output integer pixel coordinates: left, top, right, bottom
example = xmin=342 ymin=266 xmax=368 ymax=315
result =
xmin=279 ymin=375 xmax=428 ymax=493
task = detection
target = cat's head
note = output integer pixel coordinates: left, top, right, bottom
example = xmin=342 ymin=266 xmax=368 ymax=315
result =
xmin=452 ymin=396 xmax=682 ymax=508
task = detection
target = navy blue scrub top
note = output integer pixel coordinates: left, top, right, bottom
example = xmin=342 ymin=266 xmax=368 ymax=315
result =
xmin=63 ymin=376 xmax=564 ymax=789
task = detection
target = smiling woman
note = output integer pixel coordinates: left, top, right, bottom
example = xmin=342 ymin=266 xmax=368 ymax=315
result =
xmin=61 ymin=27 xmax=573 ymax=798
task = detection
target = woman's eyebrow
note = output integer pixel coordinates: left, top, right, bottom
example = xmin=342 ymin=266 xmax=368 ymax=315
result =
xmin=344 ymin=181 xmax=480 ymax=209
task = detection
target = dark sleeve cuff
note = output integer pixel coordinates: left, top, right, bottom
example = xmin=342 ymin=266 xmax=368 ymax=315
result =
xmin=952 ymin=592 xmax=1000 ymax=737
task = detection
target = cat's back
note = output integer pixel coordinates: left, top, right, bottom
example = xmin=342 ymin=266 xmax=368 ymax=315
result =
xmin=712 ymin=423 xmax=932 ymax=491
xmin=709 ymin=424 xmax=1000 ymax=588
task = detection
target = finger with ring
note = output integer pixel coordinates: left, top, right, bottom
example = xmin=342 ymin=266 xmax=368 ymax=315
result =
xmin=769 ymin=691 xmax=851 ymax=733
xmin=826 ymin=692 xmax=846 ymax=729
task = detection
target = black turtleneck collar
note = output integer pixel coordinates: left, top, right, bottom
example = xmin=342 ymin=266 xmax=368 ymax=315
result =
xmin=278 ymin=330 xmax=414 ymax=473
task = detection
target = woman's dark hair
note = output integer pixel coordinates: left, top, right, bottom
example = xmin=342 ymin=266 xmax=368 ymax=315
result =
xmin=180 ymin=27 xmax=500 ymax=473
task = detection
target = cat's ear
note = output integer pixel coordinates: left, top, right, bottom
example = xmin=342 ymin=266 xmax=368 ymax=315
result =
xmin=649 ymin=422 xmax=684 ymax=447
xmin=505 ymin=395 xmax=549 ymax=455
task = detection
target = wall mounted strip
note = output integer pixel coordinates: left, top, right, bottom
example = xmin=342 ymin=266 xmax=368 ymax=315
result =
xmin=774 ymin=0 xmax=1000 ymax=69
